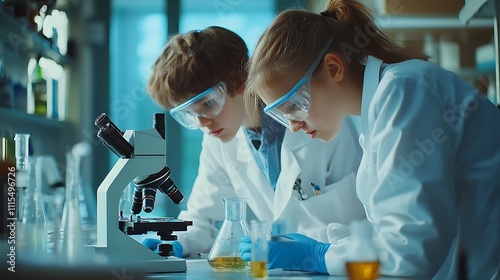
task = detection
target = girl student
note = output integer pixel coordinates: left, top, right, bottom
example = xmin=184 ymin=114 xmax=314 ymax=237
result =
xmin=244 ymin=0 xmax=500 ymax=279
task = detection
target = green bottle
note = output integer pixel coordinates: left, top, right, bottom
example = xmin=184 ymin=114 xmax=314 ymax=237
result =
xmin=31 ymin=58 xmax=47 ymax=116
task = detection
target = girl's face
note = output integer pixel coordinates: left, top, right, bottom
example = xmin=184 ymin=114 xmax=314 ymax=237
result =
xmin=262 ymin=56 xmax=351 ymax=143
xmin=197 ymin=91 xmax=246 ymax=143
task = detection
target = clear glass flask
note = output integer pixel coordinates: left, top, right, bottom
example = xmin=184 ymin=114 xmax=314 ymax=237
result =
xmin=207 ymin=197 xmax=251 ymax=272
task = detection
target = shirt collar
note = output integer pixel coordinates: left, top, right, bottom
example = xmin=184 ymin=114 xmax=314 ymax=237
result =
xmin=361 ymin=55 xmax=383 ymax=134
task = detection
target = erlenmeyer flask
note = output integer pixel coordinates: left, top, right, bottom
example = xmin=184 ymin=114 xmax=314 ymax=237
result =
xmin=207 ymin=198 xmax=251 ymax=272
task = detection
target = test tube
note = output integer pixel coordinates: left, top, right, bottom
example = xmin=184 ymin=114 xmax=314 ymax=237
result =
xmin=250 ymin=220 xmax=269 ymax=279
xmin=14 ymin=134 xmax=30 ymax=170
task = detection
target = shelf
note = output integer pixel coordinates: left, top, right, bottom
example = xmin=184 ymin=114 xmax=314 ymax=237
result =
xmin=377 ymin=15 xmax=493 ymax=30
xmin=0 ymin=11 xmax=71 ymax=65
xmin=459 ymin=0 xmax=496 ymax=24
xmin=0 ymin=108 xmax=72 ymax=132
xmin=458 ymin=0 xmax=500 ymax=105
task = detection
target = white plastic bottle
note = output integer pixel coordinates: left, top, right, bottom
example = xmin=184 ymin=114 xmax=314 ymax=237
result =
xmin=345 ymin=219 xmax=380 ymax=280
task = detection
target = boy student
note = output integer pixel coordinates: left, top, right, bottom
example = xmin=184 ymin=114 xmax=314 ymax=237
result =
xmin=143 ymin=26 xmax=365 ymax=258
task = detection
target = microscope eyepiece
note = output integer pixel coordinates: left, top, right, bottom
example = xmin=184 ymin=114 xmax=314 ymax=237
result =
xmin=97 ymin=123 xmax=134 ymax=158
xmin=95 ymin=113 xmax=123 ymax=134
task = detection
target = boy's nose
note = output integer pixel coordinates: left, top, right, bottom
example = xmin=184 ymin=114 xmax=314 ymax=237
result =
xmin=196 ymin=116 xmax=212 ymax=127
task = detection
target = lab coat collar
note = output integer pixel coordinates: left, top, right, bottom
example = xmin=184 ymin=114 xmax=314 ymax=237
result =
xmin=235 ymin=128 xmax=257 ymax=163
xmin=360 ymin=56 xmax=383 ymax=134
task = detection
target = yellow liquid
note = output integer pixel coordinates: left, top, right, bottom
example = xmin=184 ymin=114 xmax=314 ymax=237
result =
xmin=345 ymin=261 xmax=380 ymax=280
xmin=208 ymin=256 xmax=249 ymax=271
xmin=250 ymin=261 xmax=268 ymax=278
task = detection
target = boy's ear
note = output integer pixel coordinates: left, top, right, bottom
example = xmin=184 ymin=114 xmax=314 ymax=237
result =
xmin=323 ymin=53 xmax=344 ymax=82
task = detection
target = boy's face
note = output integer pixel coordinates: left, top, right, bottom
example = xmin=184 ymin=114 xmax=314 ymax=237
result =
xmin=196 ymin=90 xmax=246 ymax=143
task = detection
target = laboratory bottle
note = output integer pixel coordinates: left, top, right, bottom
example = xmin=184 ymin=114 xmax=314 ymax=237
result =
xmin=207 ymin=197 xmax=251 ymax=272
xmin=29 ymin=57 xmax=47 ymax=116
xmin=345 ymin=219 xmax=380 ymax=280
xmin=17 ymin=157 xmax=48 ymax=256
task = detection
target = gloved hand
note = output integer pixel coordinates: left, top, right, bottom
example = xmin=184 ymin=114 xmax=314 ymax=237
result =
xmin=141 ymin=238 xmax=184 ymax=258
xmin=239 ymin=233 xmax=331 ymax=274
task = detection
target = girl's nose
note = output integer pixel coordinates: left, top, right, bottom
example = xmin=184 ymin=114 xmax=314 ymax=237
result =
xmin=289 ymin=120 xmax=304 ymax=133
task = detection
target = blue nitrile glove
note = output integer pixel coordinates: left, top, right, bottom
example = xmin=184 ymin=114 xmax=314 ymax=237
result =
xmin=239 ymin=236 xmax=252 ymax=261
xmin=141 ymin=238 xmax=184 ymax=258
xmin=239 ymin=234 xmax=330 ymax=274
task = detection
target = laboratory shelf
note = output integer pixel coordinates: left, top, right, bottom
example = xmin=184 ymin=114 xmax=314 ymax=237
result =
xmin=0 ymin=108 xmax=72 ymax=131
xmin=459 ymin=0 xmax=500 ymax=105
xmin=377 ymin=15 xmax=493 ymax=30
xmin=0 ymin=10 xmax=71 ymax=65
xmin=459 ymin=0 xmax=496 ymax=24
xmin=0 ymin=108 xmax=75 ymax=168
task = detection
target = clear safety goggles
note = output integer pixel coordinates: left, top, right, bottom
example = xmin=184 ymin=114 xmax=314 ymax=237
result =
xmin=263 ymin=37 xmax=334 ymax=128
xmin=170 ymin=82 xmax=227 ymax=130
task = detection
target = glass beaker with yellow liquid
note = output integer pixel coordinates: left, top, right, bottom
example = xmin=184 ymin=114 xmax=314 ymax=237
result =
xmin=250 ymin=220 xmax=269 ymax=279
xmin=345 ymin=219 xmax=380 ymax=280
xmin=207 ymin=198 xmax=251 ymax=272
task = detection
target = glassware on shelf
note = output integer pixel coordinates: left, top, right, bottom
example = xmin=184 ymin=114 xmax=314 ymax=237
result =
xmin=27 ymin=56 xmax=47 ymax=116
xmin=207 ymin=197 xmax=251 ymax=272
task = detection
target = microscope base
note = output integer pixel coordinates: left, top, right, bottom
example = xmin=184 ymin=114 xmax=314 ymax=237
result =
xmin=94 ymin=247 xmax=187 ymax=273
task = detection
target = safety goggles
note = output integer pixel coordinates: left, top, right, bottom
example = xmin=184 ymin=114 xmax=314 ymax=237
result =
xmin=263 ymin=37 xmax=334 ymax=128
xmin=170 ymin=82 xmax=227 ymax=130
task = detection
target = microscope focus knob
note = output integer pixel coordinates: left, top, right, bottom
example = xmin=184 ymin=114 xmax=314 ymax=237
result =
xmin=158 ymin=243 xmax=173 ymax=257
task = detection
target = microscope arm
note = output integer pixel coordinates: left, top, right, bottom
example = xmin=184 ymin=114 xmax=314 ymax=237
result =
xmin=96 ymin=155 xmax=164 ymax=250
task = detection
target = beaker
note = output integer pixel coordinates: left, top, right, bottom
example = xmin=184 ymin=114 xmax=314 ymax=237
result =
xmin=250 ymin=220 xmax=269 ymax=279
xmin=345 ymin=219 xmax=380 ymax=280
xmin=207 ymin=197 xmax=251 ymax=272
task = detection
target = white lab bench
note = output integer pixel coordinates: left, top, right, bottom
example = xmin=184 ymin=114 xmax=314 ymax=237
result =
xmin=144 ymin=258 xmax=405 ymax=280
xmin=147 ymin=258 xmax=343 ymax=280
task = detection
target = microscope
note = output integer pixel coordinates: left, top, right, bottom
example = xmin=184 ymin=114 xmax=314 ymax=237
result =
xmin=93 ymin=112 xmax=192 ymax=273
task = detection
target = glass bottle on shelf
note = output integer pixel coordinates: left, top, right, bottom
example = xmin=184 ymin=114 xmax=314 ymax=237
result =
xmin=207 ymin=197 xmax=251 ymax=272
xmin=345 ymin=219 xmax=380 ymax=280
xmin=28 ymin=56 xmax=47 ymax=116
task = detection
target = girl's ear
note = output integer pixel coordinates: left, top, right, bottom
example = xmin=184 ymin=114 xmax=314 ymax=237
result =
xmin=323 ymin=53 xmax=345 ymax=82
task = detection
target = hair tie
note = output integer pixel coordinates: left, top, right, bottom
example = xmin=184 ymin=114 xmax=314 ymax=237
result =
xmin=320 ymin=10 xmax=336 ymax=19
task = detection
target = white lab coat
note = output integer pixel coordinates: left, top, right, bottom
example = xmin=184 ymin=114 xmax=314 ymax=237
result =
xmin=176 ymin=116 xmax=366 ymax=256
xmin=325 ymin=56 xmax=500 ymax=279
